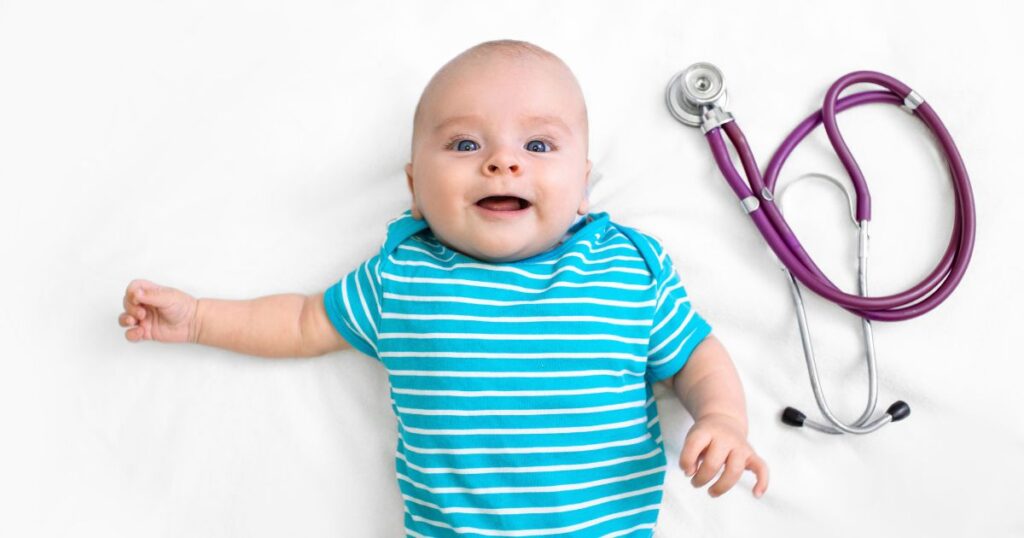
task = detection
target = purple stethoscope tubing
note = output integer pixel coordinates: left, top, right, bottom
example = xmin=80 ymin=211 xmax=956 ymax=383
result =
xmin=705 ymin=72 xmax=975 ymax=322
xmin=666 ymin=64 xmax=976 ymax=434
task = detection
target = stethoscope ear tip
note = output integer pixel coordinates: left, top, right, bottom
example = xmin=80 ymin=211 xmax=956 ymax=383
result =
xmin=887 ymin=400 xmax=911 ymax=422
xmin=781 ymin=407 xmax=807 ymax=427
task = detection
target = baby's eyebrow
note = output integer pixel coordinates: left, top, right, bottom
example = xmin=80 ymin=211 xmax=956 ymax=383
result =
xmin=432 ymin=114 xmax=571 ymax=135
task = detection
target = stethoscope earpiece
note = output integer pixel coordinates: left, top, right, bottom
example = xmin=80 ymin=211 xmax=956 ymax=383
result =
xmin=783 ymin=401 xmax=910 ymax=431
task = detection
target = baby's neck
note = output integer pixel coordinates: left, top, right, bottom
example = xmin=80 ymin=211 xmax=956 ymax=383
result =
xmin=560 ymin=213 xmax=588 ymax=244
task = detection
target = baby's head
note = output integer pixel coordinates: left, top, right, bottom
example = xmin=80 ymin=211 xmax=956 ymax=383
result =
xmin=405 ymin=40 xmax=592 ymax=263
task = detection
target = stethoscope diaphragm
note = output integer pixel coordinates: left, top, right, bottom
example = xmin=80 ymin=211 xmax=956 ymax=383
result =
xmin=665 ymin=62 xmax=729 ymax=127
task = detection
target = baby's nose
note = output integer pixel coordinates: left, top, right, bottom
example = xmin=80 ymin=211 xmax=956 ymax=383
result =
xmin=487 ymin=163 xmax=519 ymax=173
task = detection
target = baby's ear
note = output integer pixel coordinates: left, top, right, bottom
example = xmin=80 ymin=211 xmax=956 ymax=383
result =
xmin=577 ymin=197 xmax=589 ymax=215
xmin=404 ymin=163 xmax=423 ymax=220
xmin=404 ymin=163 xmax=415 ymax=195
xmin=578 ymin=160 xmax=593 ymax=215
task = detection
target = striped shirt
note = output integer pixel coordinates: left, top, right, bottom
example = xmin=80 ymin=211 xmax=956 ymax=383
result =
xmin=324 ymin=210 xmax=712 ymax=537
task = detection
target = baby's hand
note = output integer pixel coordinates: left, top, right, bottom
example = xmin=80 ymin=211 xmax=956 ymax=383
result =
xmin=680 ymin=413 xmax=769 ymax=499
xmin=118 ymin=279 xmax=199 ymax=344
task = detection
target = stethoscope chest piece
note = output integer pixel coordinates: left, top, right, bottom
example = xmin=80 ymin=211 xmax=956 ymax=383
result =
xmin=665 ymin=62 xmax=729 ymax=127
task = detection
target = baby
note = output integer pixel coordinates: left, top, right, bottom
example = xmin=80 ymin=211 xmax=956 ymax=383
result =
xmin=119 ymin=40 xmax=768 ymax=536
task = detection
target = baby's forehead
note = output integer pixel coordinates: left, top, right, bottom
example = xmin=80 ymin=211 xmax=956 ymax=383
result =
xmin=437 ymin=65 xmax=583 ymax=112
xmin=430 ymin=114 xmax=577 ymax=146
xmin=412 ymin=51 xmax=588 ymax=150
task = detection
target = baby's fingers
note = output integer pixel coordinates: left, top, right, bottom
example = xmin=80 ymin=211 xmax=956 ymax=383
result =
xmin=118 ymin=312 xmax=135 ymax=327
xmin=119 ymin=293 xmax=147 ymax=328
xmin=125 ymin=279 xmax=149 ymax=305
xmin=124 ymin=279 xmax=166 ymax=309
xmin=679 ymin=430 xmax=711 ymax=477
xmin=707 ymin=450 xmax=746 ymax=497
xmin=122 ymin=281 xmax=152 ymax=321
xmin=748 ymin=453 xmax=769 ymax=498
xmin=120 ymin=302 xmax=147 ymax=323
xmin=689 ymin=440 xmax=728 ymax=489
xmin=120 ymin=314 xmax=147 ymax=342
xmin=132 ymin=285 xmax=177 ymax=309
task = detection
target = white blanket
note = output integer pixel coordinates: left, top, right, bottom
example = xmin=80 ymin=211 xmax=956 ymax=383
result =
xmin=1 ymin=0 xmax=1020 ymax=536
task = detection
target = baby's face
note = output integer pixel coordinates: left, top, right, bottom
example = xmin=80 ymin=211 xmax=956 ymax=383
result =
xmin=405 ymin=55 xmax=592 ymax=263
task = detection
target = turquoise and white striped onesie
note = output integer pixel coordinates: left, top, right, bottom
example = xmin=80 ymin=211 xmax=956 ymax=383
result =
xmin=324 ymin=210 xmax=712 ymax=537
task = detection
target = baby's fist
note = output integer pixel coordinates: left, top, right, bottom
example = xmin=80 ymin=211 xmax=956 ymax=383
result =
xmin=119 ymin=279 xmax=199 ymax=344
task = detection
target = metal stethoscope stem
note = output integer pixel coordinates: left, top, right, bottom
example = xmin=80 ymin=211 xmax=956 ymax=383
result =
xmin=665 ymin=63 xmax=976 ymax=434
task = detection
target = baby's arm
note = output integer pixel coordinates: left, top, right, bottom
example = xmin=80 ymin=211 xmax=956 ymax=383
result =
xmin=668 ymin=335 xmax=748 ymax=433
xmin=120 ymin=280 xmax=350 ymax=358
xmin=666 ymin=334 xmax=769 ymax=498
xmin=194 ymin=293 xmax=349 ymax=358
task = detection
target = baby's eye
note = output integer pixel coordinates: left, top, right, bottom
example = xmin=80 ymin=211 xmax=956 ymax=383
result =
xmin=453 ymin=139 xmax=479 ymax=152
xmin=446 ymin=138 xmax=555 ymax=152
xmin=526 ymin=139 xmax=552 ymax=152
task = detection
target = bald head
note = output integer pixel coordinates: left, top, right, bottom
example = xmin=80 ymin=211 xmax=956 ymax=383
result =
xmin=410 ymin=40 xmax=589 ymax=159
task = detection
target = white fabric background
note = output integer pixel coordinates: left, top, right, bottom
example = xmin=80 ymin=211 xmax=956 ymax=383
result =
xmin=1 ymin=0 xmax=1020 ymax=536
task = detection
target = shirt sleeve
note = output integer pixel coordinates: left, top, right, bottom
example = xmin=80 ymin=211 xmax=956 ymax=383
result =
xmin=645 ymin=241 xmax=712 ymax=384
xmin=323 ymin=254 xmax=383 ymax=361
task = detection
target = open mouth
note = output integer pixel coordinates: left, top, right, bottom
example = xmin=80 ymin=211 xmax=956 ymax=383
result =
xmin=475 ymin=196 xmax=532 ymax=211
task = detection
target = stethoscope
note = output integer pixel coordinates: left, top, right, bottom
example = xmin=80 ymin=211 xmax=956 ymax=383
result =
xmin=665 ymin=63 xmax=976 ymax=435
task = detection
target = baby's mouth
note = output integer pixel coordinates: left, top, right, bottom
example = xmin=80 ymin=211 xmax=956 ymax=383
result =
xmin=475 ymin=196 xmax=531 ymax=211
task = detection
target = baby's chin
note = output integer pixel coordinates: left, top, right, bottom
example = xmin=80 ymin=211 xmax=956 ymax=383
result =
xmin=459 ymin=235 xmax=560 ymax=263
xmin=464 ymin=244 xmax=539 ymax=263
